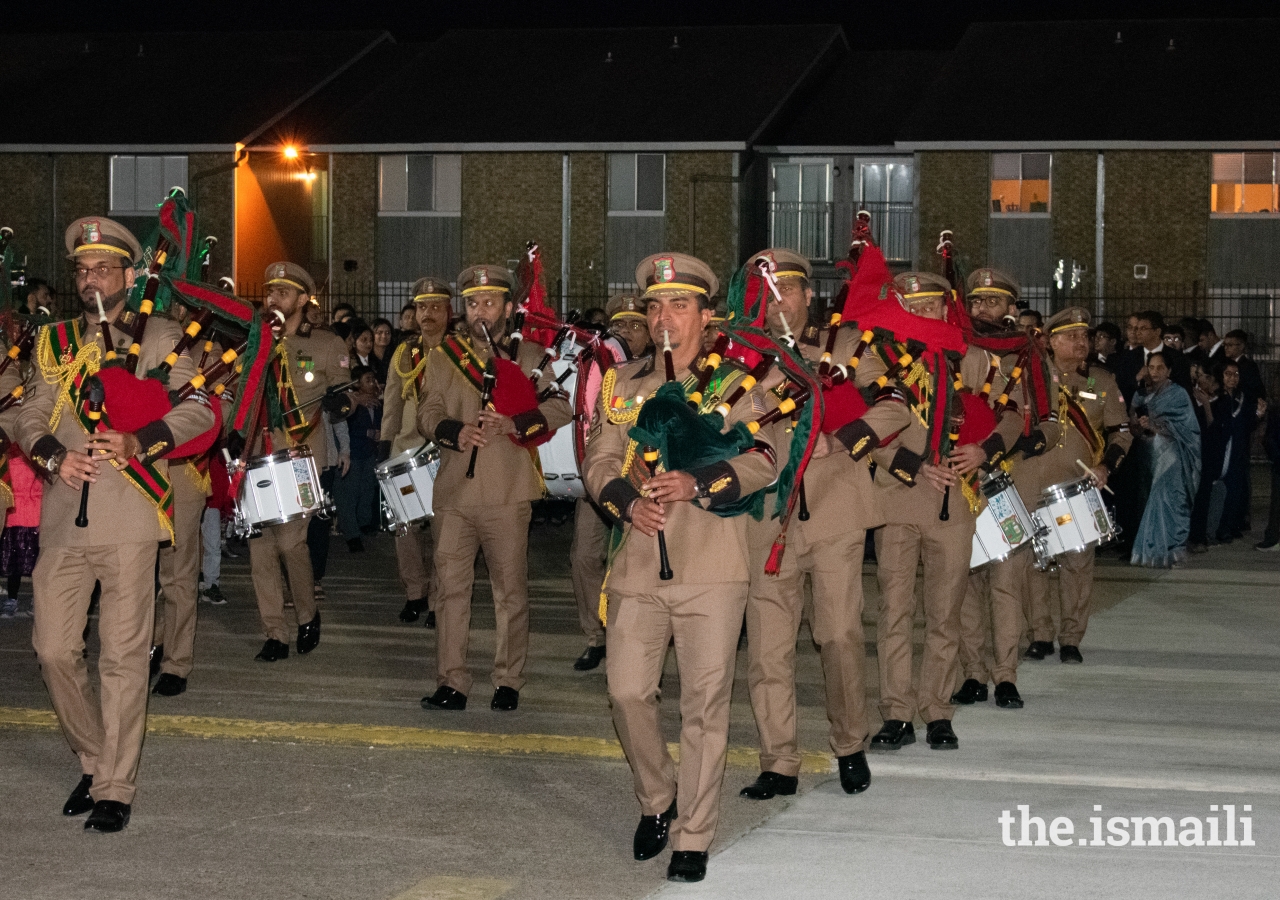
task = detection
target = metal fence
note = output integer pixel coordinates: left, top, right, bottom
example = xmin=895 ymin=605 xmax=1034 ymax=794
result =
xmin=768 ymin=200 xmax=914 ymax=266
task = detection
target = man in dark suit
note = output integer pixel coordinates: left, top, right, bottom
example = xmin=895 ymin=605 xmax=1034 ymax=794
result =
xmin=1223 ymin=330 xmax=1267 ymax=402
xmin=1112 ymin=311 xmax=1192 ymax=405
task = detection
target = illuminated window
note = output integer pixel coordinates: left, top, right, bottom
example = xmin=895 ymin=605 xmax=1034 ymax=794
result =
xmin=990 ymin=152 xmax=1051 ymax=215
xmin=1212 ymin=153 xmax=1279 ymax=215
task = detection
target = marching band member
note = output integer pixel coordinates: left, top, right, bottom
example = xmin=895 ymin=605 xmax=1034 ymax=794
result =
xmin=953 ymin=268 xmax=1055 ymax=709
xmin=417 ymin=265 xmax=572 ymax=712
xmin=13 ymin=217 xmax=214 ymax=832
xmin=247 ymin=262 xmax=350 ymax=663
xmin=1020 ymin=307 xmax=1131 ymax=663
xmin=569 ymin=294 xmax=651 ymax=671
xmin=738 ymin=249 xmax=910 ymax=800
xmin=584 ymin=252 xmax=778 ymax=884
xmin=379 ymin=277 xmax=452 ymax=626
xmin=869 ymin=271 xmax=1021 ymax=752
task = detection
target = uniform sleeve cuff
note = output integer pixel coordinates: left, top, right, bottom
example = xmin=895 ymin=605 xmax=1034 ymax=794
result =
xmin=886 ymin=447 xmax=922 ymax=486
xmin=135 ymin=420 xmax=176 ymax=464
xmin=689 ymin=459 xmax=741 ymax=508
xmin=510 ymin=409 xmax=550 ymax=445
xmin=30 ymin=434 xmax=66 ymax=481
xmin=980 ymin=433 xmax=1007 ymax=462
xmin=1102 ymin=443 xmax=1126 ymax=472
xmin=1011 ymin=428 xmax=1047 ymax=459
xmin=598 ymin=477 xmax=642 ymax=524
xmin=435 ymin=419 xmax=464 ymax=450
xmin=834 ymin=418 xmax=879 ymax=461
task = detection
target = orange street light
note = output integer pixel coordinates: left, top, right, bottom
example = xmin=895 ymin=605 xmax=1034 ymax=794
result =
xmin=283 ymin=145 xmax=299 ymax=160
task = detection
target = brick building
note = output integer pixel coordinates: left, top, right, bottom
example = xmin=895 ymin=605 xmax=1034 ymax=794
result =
xmin=3 ymin=19 xmax=1280 ymax=363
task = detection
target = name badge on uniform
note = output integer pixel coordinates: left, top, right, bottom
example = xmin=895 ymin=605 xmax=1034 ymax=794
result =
xmin=1079 ymin=390 xmax=1097 ymax=400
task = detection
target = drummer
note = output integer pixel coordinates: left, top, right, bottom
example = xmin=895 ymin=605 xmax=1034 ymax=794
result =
xmin=379 ymin=277 xmax=453 ymax=626
xmin=953 ymin=268 xmax=1058 ymax=710
xmin=246 ymin=262 xmax=351 ymax=663
xmin=569 ymin=294 xmax=651 ymax=671
xmin=1019 ymin=307 xmax=1130 ymax=664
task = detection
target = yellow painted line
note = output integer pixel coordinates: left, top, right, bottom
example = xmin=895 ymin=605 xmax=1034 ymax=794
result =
xmin=389 ymin=876 xmax=514 ymax=900
xmin=0 ymin=706 xmax=834 ymax=774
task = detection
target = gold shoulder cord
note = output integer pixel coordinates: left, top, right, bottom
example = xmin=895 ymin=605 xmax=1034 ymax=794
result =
xmin=41 ymin=324 xmax=102 ymax=434
xmin=393 ymin=343 xmax=428 ymax=401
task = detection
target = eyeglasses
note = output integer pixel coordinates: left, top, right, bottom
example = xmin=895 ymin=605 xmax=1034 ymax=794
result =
xmin=970 ymin=295 xmax=1007 ymax=309
xmin=612 ymin=321 xmax=648 ymax=334
xmin=73 ymin=263 xmax=126 ymax=280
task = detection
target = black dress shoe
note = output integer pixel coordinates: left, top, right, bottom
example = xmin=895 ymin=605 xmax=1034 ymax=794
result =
xmin=951 ymin=679 xmax=989 ymax=704
xmin=926 ymin=719 xmax=959 ymax=750
xmin=1023 ymin=640 xmax=1054 ymax=660
xmin=994 ymin=681 xmax=1024 ymax=709
xmin=421 ymin=685 xmax=467 ymax=710
xmin=148 ymin=644 xmax=163 ymax=678
xmin=491 ymin=686 xmax=519 ymax=711
xmin=1060 ymin=645 xmax=1083 ymax=663
xmin=151 ymin=673 xmax=187 ymax=696
xmin=424 ymin=610 xmax=436 ymax=629
xmin=573 ymin=645 xmax=606 ymax=671
xmin=63 ymin=774 xmax=94 ymax=816
xmin=869 ymin=719 xmax=915 ymax=752
xmin=398 ymin=597 xmax=428 ymax=623
xmin=254 ymin=639 xmax=290 ymax=662
xmin=739 ymin=771 xmax=798 ymax=800
xmin=84 ymin=800 xmax=130 ymax=833
xmin=838 ymin=751 xmax=871 ymax=794
xmin=634 ymin=800 xmax=676 ymax=860
xmin=296 ymin=613 xmax=321 ymax=654
xmin=667 ymin=851 xmax=708 ymax=883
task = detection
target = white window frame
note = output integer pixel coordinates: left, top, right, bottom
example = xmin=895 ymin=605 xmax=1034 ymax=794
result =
xmin=990 ymin=152 xmax=1052 ymax=218
xmin=378 ymin=154 xmax=462 ymax=217
xmin=852 ymin=156 xmax=913 ymax=204
xmin=109 ymin=155 xmax=188 ymax=215
xmin=1210 ymin=151 xmax=1280 ymax=218
xmin=769 ymin=157 xmax=833 ymax=261
xmin=607 ymin=153 xmax=666 ymax=217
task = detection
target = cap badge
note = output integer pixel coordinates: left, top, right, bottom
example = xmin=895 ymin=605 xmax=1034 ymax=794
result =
xmin=477 ymin=269 xmax=489 ymax=286
xmin=654 ymin=257 xmax=676 ymax=283
xmin=982 ymin=272 xmax=993 ymax=287
xmin=908 ymin=276 xmax=920 ymax=293
xmin=275 ymin=265 xmax=287 ymax=278
xmin=81 ymin=221 xmax=101 ymax=245
xmin=625 ymin=299 xmax=636 ymax=312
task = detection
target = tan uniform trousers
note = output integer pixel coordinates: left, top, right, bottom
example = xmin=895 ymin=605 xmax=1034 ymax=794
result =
xmin=32 ymin=541 xmax=159 ymax=804
xmin=569 ymin=497 xmax=609 ymax=647
xmin=395 ymin=523 xmax=436 ymax=604
xmin=1026 ymin=547 xmax=1094 ymax=647
xmin=746 ymin=526 xmax=869 ymax=775
xmin=249 ymin=518 xmax=317 ymax=643
xmin=154 ymin=468 xmax=206 ymax=677
xmin=958 ymin=553 xmax=1028 ymax=686
xmin=606 ymin=582 xmax=747 ymax=853
xmin=874 ymin=521 xmax=971 ymax=723
xmin=432 ymin=502 xmax=532 ymax=695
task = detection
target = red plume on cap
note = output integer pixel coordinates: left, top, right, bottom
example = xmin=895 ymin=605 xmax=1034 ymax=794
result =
xmin=514 ymin=243 xmax=562 ymax=347
xmin=839 ymin=246 xmax=966 ymax=356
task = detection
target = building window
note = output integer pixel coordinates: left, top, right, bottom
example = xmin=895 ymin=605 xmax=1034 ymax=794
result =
xmin=990 ymin=152 xmax=1051 ymax=215
xmin=110 ymin=155 xmax=188 ymax=214
xmin=1212 ymin=152 xmax=1279 ymax=215
xmin=770 ymin=159 xmax=832 ymax=260
xmin=855 ymin=159 xmax=914 ymax=264
xmin=379 ymin=154 xmax=462 ymax=214
xmin=609 ymin=153 xmax=665 ymax=214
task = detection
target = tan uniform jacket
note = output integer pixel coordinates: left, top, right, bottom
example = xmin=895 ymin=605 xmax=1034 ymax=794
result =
xmin=584 ymin=357 xmax=778 ymax=589
xmin=264 ymin=326 xmax=350 ymax=472
xmin=418 ymin=336 xmax=573 ymax=510
xmin=15 ymin=317 xmax=215 ymax=547
xmin=1018 ymin=362 xmax=1132 ymax=491
xmin=381 ymin=337 xmax=433 ymax=456
xmin=762 ymin=328 xmax=913 ymax=537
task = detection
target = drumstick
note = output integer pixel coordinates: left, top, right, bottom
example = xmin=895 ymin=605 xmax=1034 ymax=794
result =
xmin=1077 ymin=458 xmax=1115 ymax=495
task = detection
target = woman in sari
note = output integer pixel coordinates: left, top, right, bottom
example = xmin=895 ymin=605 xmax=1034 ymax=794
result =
xmin=1130 ymin=352 xmax=1202 ymax=567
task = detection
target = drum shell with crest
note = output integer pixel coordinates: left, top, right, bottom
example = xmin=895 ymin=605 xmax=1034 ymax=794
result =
xmin=377 ymin=443 xmax=441 ymax=532
xmin=969 ymin=470 xmax=1050 ymax=570
xmin=537 ymin=331 xmax=591 ymax=500
xmin=235 ymin=445 xmax=332 ymax=536
xmin=1032 ymin=475 xmax=1116 ymax=563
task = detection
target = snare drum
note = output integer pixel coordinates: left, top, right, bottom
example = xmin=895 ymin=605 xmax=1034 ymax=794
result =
xmin=538 ymin=357 xmax=585 ymax=499
xmin=970 ymin=472 xmax=1044 ymax=570
xmin=1034 ymin=476 xmax=1116 ymax=560
xmin=376 ymin=444 xmax=441 ymax=532
xmin=235 ymin=446 xmax=329 ymax=536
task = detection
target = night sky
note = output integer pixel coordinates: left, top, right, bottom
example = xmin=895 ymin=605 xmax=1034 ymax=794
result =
xmin=4 ymin=0 xmax=1278 ymax=47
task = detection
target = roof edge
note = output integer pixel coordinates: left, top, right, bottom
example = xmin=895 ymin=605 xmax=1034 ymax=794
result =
xmin=899 ymin=140 xmax=1280 ymax=151
xmin=0 ymin=144 xmax=236 ymax=153
xmin=295 ymin=142 xmax=749 ymax=153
